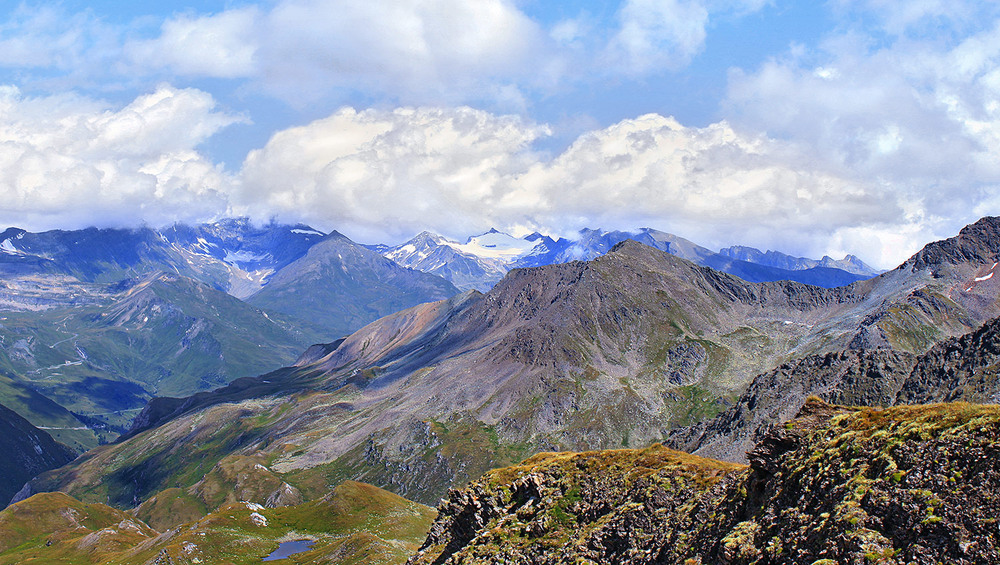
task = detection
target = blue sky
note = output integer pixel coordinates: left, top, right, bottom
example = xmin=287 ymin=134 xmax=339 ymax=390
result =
xmin=0 ymin=1 xmax=998 ymax=268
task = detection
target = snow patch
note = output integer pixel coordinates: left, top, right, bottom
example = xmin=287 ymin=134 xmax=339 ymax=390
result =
xmin=291 ymin=228 xmax=325 ymax=236
xmin=0 ymin=239 xmax=20 ymax=254
xmin=455 ymin=230 xmax=543 ymax=260
xmin=243 ymin=501 xmax=265 ymax=512
xmin=975 ymin=272 xmax=994 ymax=282
xmin=250 ymin=511 xmax=268 ymax=526
xmin=224 ymin=250 xmax=270 ymax=264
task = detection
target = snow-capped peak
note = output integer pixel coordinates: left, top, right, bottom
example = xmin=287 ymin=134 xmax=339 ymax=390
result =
xmin=458 ymin=229 xmax=543 ymax=259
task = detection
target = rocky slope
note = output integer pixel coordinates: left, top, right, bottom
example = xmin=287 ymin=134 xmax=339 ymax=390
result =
xmin=0 ymin=402 xmax=75 ymax=508
xmin=411 ymin=398 xmax=1000 ymax=565
xmin=669 ymin=307 xmax=1000 ymax=463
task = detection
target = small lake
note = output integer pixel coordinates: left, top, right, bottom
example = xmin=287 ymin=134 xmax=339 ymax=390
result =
xmin=262 ymin=539 xmax=315 ymax=561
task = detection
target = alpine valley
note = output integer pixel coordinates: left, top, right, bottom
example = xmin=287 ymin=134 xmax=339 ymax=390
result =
xmin=4 ymin=217 xmax=1000 ymax=565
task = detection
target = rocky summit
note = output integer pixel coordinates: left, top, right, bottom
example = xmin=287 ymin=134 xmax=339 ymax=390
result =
xmin=411 ymin=398 xmax=1000 ymax=565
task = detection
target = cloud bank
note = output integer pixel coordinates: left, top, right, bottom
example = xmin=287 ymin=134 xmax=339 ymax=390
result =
xmin=0 ymin=85 xmax=237 ymax=230
xmin=234 ymin=106 xmax=916 ymax=266
xmin=0 ymin=2 xmax=997 ymax=269
xmin=0 ymin=82 xmax=988 ymax=269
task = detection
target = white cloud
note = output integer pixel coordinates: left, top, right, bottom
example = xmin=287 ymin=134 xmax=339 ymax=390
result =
xmin=0 ymin=1 xmax=777 ymax=108
xmin=235 ymin=106 xmax=919 ymax=266
xmin=0 ymin=84 xmax=949 ymax=268
xmin=831 ymin=0 xmax=979 ymax=36
xmin=0 ymin=86 xmax=239 ymax=230
xmin=236 ymin=106 xmax=548 ymax=241
xmin=722 ymin=5 xmax=1000 ymax=263
xmin=605 ymin=0 xmax=710 ymax=74
xmin=126 ymin=7 xmax=259 ymax=78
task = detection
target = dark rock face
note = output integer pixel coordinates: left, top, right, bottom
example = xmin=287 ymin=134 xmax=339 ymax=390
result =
xmin=0 ymin=403 xmax=75 ymax=508
xmin=906 ymin=216 xmax=1000 ymax=273
xmin=410 ymin=400 xmax=1000 ymax=565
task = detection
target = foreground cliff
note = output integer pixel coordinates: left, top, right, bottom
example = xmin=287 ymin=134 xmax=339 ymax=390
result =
xmin=411 ymin=399 xmax=1000 ymax=565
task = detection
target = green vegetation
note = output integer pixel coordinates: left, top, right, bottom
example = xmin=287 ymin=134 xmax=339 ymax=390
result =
xmin=0 ymin=481 xmax=435 ymax=565
xmin=0 ymin=274 xmax=319 ymax=452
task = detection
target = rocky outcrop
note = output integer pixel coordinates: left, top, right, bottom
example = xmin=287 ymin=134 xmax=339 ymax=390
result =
xmin=409 ymin=444 xmax=746 ymax=565
xmin=411 ymin=399 xmax=1000 ymax=565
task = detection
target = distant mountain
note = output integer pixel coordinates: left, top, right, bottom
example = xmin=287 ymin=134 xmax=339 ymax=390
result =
xmin=0 ymin=402 xmax=75 ymax=507
xmin=377 ymin=229 xmax=565 ymax=291
xmin=379 ymin=226 xmax=877 ymax=291
xmin=159 ymin=218 xmax=326 ymax=298
xmin=0 ymin=271 xmax=319 ymax=451
xmin=720 ymin=244 xmax=881 ymax=276
xmin=247 ymin=231 xmax=460 ymax=339
xmin=380 ymin=231 xmax=509 ymax=292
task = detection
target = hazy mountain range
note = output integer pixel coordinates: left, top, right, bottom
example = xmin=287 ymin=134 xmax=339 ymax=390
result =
xmin=377 ymin=226 xmax=881 ymax=292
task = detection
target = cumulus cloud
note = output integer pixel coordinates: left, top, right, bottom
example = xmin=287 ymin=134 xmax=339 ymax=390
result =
xmin=722 ymin=2 xmax=1000 ymax=264
xmin=236 ymin=106 xmax=549 ymax=241
xmin=0 ymin=85 xmax=240 ymax=230
xmin=234 ymin=106 xmax=917 ymax=266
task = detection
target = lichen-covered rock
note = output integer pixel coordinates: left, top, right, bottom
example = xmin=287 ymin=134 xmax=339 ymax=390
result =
xmin=411 ymin=399 xmax=1000 ymax=565
xmin=409 ymin=444 xmax=745 ymax=565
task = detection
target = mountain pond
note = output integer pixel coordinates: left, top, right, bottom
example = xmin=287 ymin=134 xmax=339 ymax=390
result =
xmin=262 ymin=539 xmax=315 ymax=561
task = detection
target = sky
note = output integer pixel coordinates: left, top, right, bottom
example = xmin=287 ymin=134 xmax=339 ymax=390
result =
xmin=0 ymin=1 xmax=998 ymax=268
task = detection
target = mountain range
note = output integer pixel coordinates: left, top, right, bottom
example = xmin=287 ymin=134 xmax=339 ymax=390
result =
xmin=0 ymin=219 xmax=882 ymax=455
xmin=376 ymin=226 xmax=881 ymax=291
xmin=22 ymin=217 xmax=1000 ymax=519
xmin=0 ymin=217 xmax=999 ymax=564
xmin=0 ymin=220 xmax=457 ymax=453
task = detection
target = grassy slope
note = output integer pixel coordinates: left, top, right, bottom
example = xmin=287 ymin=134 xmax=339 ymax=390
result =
xmin=0 ymin=481 xmax=435 ymax=565
xmin=0 ymin=273 xmax=320 ymax=451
